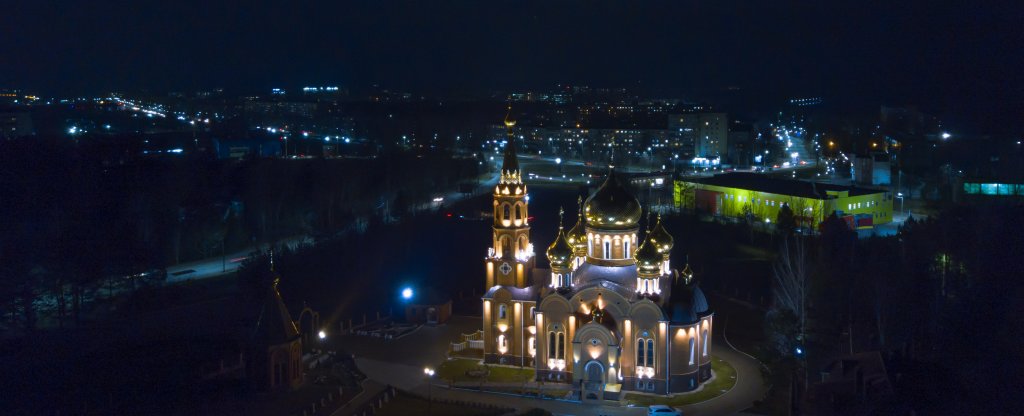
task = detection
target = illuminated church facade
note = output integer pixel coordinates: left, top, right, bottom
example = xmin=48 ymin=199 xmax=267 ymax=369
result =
xmin=481 ymin=115 xmax=714 ymax=399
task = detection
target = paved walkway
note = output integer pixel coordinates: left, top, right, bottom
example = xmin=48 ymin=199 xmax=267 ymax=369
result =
xmin=350 ymin=316 xmax=768 ymax=415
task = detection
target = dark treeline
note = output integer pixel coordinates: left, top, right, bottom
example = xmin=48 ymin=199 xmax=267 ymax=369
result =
xmin=0 ymin=135 xmax=480 ymax=331
xmin=762 ymin=204 xmax=1024 ymax=413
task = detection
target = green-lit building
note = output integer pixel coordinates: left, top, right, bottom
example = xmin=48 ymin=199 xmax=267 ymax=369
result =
xmin=674 ymin=173 xmax=893 ymax=229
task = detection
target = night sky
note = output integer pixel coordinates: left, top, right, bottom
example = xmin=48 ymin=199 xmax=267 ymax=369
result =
xmin=2 ymin=1 xmax=1022 ymax=131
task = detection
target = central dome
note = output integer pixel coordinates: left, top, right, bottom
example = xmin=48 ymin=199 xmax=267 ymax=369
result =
xmin=584 ymin=169 xmax=642 ymax=230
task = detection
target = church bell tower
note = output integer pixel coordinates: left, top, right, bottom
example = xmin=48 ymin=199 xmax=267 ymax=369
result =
xmin=486 ymin=109 xmax=534 ymax=289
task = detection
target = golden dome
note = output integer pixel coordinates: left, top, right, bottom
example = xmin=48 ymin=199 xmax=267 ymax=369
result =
xmin=546 ymin=209 xmax=574 ymax=269
xmin=648 ymin=214 xmax=674 ymax=254
xmin=566 ymin=196 xmax=587 ymax=252
xmin=634 ymin=232 xmax=662 ymax=275
xmin=584 ymin=169 xmax=642 ymax=230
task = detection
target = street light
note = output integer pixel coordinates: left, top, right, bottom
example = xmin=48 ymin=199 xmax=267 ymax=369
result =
xmin=896 ymin=192 xmax=905 ymax=217
xmin=318 ymin=330 xmax=327 ymax=340
xmin=424 ymin=367 xmax=435 ymax=415
xmin=401 ymin=287 xmax=414 ymax=300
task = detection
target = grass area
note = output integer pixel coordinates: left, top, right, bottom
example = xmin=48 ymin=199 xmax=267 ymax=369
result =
xmin=436 ymin=358 xmax=535 ymax=383
xmin=623 ymin=356 xmax=737 ymax=407
xmin=375 ymin=393 xmax=503 ymax=416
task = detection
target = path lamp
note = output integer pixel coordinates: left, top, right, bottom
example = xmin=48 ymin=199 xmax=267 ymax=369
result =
xmin=896 ymin=193 xmax=905 ymax=218
xmin=424 ymin=367 xmax=435 ymax=415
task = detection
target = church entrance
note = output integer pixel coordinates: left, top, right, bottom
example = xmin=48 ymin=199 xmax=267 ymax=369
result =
xmin=582 ymin=360 xmax=605 ymax=401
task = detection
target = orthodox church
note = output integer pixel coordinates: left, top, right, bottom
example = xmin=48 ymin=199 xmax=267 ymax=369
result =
xmin=481 ymin=114 xmax=714 ymax=399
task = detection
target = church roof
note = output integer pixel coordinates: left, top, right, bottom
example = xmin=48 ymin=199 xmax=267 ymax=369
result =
xmin=565 ymin=262 xmax=639 ymax=299
xmin=252 ymin=277 xmax=300 ymax=345
xmin=501 ymin=111 xmax=520 ymax=177
xmin=482 ymin=285 xmax=536 ymax=302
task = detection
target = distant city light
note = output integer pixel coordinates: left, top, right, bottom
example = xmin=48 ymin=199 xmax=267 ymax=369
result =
xmin=942 ymin=132 xmax=951 ymax=140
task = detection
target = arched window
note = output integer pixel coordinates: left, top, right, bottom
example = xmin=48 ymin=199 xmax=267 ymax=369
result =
xmin=503 ymin=204 xmax=510 ymax=221
xmin=498 ymin=304 xmax=508 ymax=320
xmin=702 ymin=329 xmax=709 ymax=356
xmin=624 ymin=240 xmax=631 ymax=257
xmin=548 ymin=331 xmax=565 ymax=360
xmin=501 ymin=237 xmax=511 ymax=257
xmin=515 ymin=204 xmax=521 ymax=220
xmin=636 ymin=338 xmax=645 ymax=369
xmin=646 ymin=339 xmax=655 ymax=367
xmin=688 ymin=337 xmax=696 ymax=365
xmin=603 ymin=240 xmax=611 ymax=260
xmin=498 ymin=335 xmax=507 ymax=351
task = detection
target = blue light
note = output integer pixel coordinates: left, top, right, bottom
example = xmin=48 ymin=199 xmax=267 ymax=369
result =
xmin=795 ymin=346 xmax=804 ymax=356
xmin=401 ymin=287 xmax=413 ymax=300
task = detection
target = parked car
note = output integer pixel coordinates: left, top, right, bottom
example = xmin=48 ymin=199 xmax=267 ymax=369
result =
xmin=648 ymin=404 xmax=683 ymax=416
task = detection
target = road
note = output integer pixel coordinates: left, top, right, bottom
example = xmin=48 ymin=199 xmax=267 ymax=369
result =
xmin=164 ymin=235 xmax=314 ymax=284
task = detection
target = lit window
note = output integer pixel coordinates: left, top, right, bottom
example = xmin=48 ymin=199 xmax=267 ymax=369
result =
xmin=702 ymin=329 xmax=709 ymax=356
xmin=499 ymin=304 xmax=507 ymax=319
xmin=688 ymin=337 xmax=696 ymax=364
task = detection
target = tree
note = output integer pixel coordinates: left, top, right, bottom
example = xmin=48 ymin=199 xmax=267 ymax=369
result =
xmin=776 ymin=203 xmax=797 ymax=236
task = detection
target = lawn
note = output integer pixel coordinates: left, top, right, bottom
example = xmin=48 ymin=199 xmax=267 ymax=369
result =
xmin=436 ymin=358 xmax=535 ymax=383
xmin=623 ymin=356 xmax=737 ymax=407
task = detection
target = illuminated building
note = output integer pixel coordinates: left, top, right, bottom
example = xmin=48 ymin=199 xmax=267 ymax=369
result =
xmin=481 ymin=112 xmax=714 ymax=399
xmin=668 ymin=112 xmax=727 ymax=159
xmin=676 ymin=173 xmax=894 ymax=230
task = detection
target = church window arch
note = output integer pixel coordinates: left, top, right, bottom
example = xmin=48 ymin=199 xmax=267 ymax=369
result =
xmin=498 ymin=303 xmax=508 ymax=320
xmin=688 ymin=337 xmax=696 ymax=365
xmin=548 ymin=331 xmax=566 ymax=360
xmin=646 ymin=339 xmax=655 ymax=367
xmin=603 ymin=240 xmax=611 ymax=260
xmin=702 ymin=328 xmax=709 ymax=357
xmin=497 ymin=334 xmax=508 ymax=352
xmin=624 ymin=239 xmax=631 ymax=257
xmin=500 ymin=236 xmax=511 ymax=258
xmin=636 ymin=338 xmax=645 ymax=370
xmin=515 ymin=204 xmax=522 ymax=220
xmin=503 ymin=204 xmax=511 ymax=221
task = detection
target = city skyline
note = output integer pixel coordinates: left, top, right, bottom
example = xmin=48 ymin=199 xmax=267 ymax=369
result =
xmin=2 ymin=1 xmax=1022 ymax=133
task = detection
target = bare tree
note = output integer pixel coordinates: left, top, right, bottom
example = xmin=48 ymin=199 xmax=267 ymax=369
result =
xmin=772 ymin=234 xmax=809 ymax=344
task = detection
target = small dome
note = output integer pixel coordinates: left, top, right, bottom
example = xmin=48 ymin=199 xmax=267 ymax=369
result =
xmin=634 ymin=233 xmax=662 ymax=274
xmin=584 ymin=169 xmax=642 ymax=230
xmin=566 ymin=200 xmax=587 ymax=252
xmin=663 ymin=270 xmax=708 ymax=324
xmin=546 ymin=221 xmax=574 ymax=269
xmin=648 ymin=214 xmax=674 ymax=254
